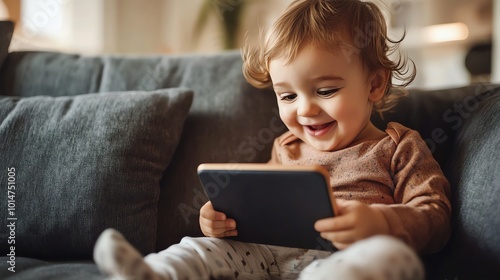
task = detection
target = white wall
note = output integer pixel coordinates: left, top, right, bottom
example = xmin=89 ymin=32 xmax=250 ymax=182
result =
xmin=492 ymin=0 xmax=500 ymax=83
xmin=6 ymin=0 xmax=495 ymax=89
xmin=61 ymin=0 xmax=163 ymax=55
xmin=10 ymin=0 xmax=289 ymax=55
xmin=9 ymin=0 xmax=69 ymax=52
xmin=0 ymin=1 xmax=8 ymax=20
xmin=66 ymin=0 xmax=106 ymax=54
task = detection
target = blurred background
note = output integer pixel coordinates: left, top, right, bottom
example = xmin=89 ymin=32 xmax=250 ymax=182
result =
xmin=0 ymin=0 xmax=498 ymax=89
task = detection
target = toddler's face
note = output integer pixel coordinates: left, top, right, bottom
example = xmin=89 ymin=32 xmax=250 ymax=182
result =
xmin=269 ymin=44 xmax=381 ymax=151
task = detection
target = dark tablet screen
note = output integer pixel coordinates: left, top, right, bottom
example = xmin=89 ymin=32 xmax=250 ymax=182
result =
xmin=198 ymin=164 xmax=337 ymax=251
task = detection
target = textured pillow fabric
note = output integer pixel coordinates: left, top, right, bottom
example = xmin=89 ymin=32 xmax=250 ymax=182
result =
xmin=0 ymin=21 xmax=14 ymax=68
xmin=0 ymin=88 xmax=193 ymax=258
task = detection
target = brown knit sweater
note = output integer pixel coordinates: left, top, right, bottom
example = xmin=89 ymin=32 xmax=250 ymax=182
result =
xmin=269 ymin=122 xmax=451 ymax=254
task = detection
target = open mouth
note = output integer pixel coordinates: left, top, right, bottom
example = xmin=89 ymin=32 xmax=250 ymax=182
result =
xmin=305 ymin=121 xmax=336 ymax=136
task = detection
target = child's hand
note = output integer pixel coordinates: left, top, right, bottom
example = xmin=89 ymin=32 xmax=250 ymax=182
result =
xmin=314 ymin=199 xmax=389 ymax=250
xmin=199 ymin=201 xmax=237 ymax=238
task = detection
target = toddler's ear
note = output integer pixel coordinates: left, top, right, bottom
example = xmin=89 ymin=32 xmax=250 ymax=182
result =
xmin=368 ymin=69 xmax=390 ymax=102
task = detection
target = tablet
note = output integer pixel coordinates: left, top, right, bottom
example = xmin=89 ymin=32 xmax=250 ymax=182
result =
xmin=197 ymin=163 xmax=337 ymax=251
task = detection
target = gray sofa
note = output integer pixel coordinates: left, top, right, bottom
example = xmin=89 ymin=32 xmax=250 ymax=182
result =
xmin=0 ymin=21 xmax=499 ymax=280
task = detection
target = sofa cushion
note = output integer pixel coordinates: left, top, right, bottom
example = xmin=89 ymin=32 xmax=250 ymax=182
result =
xmin=0 ymin=21 xmax=14 ymax=68
xmin=0 ymin=257 xmax=104 ymax=280
xmin=0 ymin=88 xmax=193 ymax=259
xmin=439 ymin=91 xmax=500 ymax=278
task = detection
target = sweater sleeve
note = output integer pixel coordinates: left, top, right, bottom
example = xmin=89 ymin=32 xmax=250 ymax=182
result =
xmin=371 ymin=124 xmax=452 ymax=254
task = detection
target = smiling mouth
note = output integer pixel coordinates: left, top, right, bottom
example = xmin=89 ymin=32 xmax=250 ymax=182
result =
xmin=305 ymin=121 xmax=336 ymax=136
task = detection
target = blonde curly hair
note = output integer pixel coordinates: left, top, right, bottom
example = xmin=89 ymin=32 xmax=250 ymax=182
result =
xmin=242 ymin=0 xmax=416 ymax=114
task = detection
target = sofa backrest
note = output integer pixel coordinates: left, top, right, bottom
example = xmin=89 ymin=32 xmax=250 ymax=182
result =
xmin=372 ymin=83 xmax=500 ymax=175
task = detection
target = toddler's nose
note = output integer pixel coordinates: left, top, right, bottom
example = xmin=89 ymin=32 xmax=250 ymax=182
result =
xmin=297 ymin=97 xmax=321 ymax=117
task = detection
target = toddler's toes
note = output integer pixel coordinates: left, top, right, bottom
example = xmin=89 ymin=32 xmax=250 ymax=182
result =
xmin=93 ymin=228 xmax=161 ymax=280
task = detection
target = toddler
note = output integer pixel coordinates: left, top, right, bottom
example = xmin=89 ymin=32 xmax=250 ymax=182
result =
xmin=93 ymin=0 xmax=451 ymax=279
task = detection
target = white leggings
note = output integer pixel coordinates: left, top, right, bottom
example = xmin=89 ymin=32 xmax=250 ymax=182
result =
xmin=94 ymin=229 xmax=424 ymax=280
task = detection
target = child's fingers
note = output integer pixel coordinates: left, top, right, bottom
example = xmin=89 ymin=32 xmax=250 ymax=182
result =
xmin=331 ymin=241 xmax=350 ymax=250
xmin=200 ymin=217 xmax=237 ymax=238
xmin=334 ymin=199 xmax=358 ymax=214
xmin=224 ymin=229 xmax=238 ymax=237
xmin=200 ymin=219 xmax=227 ymax=230
xmin=199 ymin=202 xmax=238 ymax=237
xmin=320 ymin=229 xmax=357 ymax=245
xmin=314 ymin=217 xmax=336 ymax=231
xmin=205 ymin=227 xmax=236 ymax=237
xmin=225 ymin=219 xmax=236 ymax=229
xmin=200 ymin=218 xmax=236 ymax=230
xmin=315 ymin=214 xmax=354 ymax=232
xmin=200 ymin=201 xmax=226 ymax=220
xmin=202 ymin=224 xmax=238 ymax=238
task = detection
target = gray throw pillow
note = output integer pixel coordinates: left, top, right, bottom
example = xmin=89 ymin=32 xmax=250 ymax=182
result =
xmin=0 ymin=88 xmax=193 ymax=258
xmin=0 ymin=21 xmax=14 ymax=68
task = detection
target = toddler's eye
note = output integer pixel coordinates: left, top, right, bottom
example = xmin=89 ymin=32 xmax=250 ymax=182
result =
xmin=317 ymin=88 xmax=339 ymax=97
xmin=279 ymin=93 xmax=297 ymax=102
